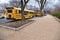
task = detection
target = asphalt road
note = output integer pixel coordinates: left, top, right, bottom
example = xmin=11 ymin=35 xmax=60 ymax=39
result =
xmin=0 ymin=18 xmax=16 ymax=25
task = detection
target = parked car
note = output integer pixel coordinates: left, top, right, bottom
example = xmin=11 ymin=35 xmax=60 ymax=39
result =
xmin=0 ymin=15 xmax=5 ymax=19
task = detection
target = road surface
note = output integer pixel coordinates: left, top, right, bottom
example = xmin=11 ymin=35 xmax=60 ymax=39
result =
xmin=0 ymin=15 xmax=60 ymax=40
xmin=0 ymin=18 xmax=14 ymax=25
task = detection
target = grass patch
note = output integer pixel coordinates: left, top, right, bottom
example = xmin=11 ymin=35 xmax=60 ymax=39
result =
xmin=52 ymin=12 xmax=60 ymax=19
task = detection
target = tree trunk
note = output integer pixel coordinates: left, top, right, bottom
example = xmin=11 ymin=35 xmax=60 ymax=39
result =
xmin=21 ymin=0 xmax=29 ymax=22
xmin=21 ymin=0 xmax=25 ymax=22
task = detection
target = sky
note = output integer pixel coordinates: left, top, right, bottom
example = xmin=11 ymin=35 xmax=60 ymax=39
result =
xmin=0 ymin=0 xmax=10 ymax=4
xmin=28 ymin=0 xmax=59 ymax=8
xmin=0 ymin=0 xmax=59 ymax=6
xmin=0 ymin=0 xmax=59 ymax=5
xmin=0 ymin=0 xmax=60 ymax=10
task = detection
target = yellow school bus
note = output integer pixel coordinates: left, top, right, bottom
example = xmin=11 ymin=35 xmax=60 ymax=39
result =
xmin=5 ymin=7 xmax=34 ymax=20
xmin=34 ymin=11 xmax=41 ymax=17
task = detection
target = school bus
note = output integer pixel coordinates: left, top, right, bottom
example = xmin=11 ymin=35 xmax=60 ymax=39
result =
xmin=34 ymin=11 xmax=41 ymax=17
xmin=5 ymin=7 xmax=34 ymax=20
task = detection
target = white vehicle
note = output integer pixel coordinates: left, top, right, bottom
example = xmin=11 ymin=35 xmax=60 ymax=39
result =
xmin=0 ymin=15 xmax=5 ymax=19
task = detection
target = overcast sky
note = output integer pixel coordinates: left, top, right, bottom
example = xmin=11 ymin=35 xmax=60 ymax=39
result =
xmin=0 ymin=0 xmax=10 ymax=4
xmin=28 ymin=0 xmax=59 ymax=8
xmin=0 ymin=0 xmax=59 ymax=5
xmin=0 ymin=0 xmax=60 ymax=10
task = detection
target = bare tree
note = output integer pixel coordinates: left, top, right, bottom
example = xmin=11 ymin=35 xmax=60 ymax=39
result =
xmin=21 ymin=0 xmax=29 ymax=22
xmin=35 ymin=0 xmax=46 ymax=16
xmin=10 ymin=0 xmax=21 ymax=7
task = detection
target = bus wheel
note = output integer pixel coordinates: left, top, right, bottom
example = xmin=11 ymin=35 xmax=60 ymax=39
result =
xmin=6 ymin=18 xmax=10 ymax=20
xmin=32 ymin=16 xmax=34 ymax=18
xmin=36 ymin=15 xmax=38 ymax=17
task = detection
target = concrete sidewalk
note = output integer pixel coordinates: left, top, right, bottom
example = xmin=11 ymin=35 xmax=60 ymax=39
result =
xmin=0 ymin=15 xmax=60 ymax=40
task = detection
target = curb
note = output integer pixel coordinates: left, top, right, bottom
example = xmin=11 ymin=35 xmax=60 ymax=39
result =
xmin=0 ymin=21 xmax=34 ymax=31
xmin=54 ymin=17 xmax=60 ymax=22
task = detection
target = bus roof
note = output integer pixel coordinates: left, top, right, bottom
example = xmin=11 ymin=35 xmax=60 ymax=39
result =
xmin=14 ymin=7 xmax=34 ymax=12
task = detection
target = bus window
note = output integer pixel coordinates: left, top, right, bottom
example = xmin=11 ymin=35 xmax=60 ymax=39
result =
xmin=24 ymin=11 xmax=28 ymax=15
xmin=19 ymin=10 xmax=21 ymax=13
xmin=30 ymin=12 xmax=33 ymax=14
xmin=7 ymin=10 xmax=12 ymax=13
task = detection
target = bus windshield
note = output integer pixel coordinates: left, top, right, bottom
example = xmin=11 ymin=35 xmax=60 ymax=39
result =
xmin=6 ymin=7 xmax=13 ymax=9
xmin=7 ymin=9 xmax=12 ymax=13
